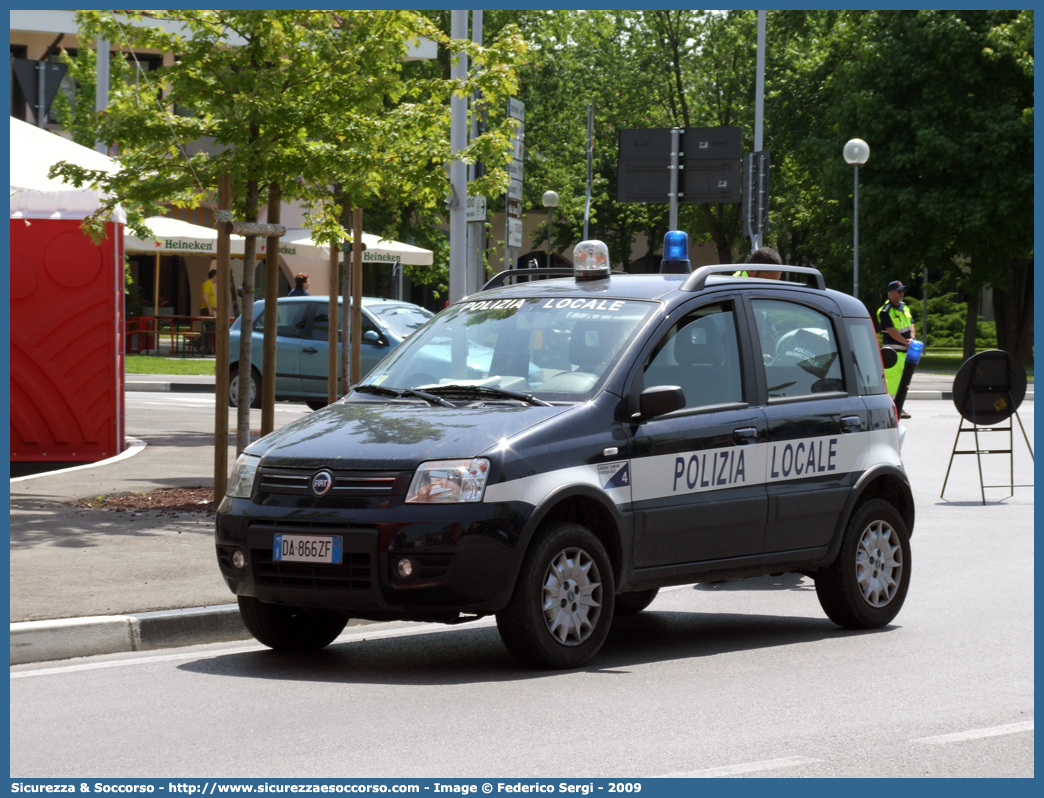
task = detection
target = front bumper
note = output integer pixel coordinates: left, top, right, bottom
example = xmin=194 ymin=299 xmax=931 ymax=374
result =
xmin=215 ymin=498 xmax=532 ymax=622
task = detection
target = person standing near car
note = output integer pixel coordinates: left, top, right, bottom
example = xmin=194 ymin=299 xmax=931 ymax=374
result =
xmin=200 ymin=268 xmax=217 ymax=317
xmin=734 ymin=246 xmax=783 ymax=280
xmin=878 ymin=280 xmax=917 ymax=418
xmin=199 ymin=268 xmax=218 ymax=355
xmin=288 ymin=273 xmax=310 ymax=296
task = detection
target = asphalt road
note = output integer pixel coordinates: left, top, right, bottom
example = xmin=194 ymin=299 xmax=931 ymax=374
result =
xmin=10 ymin=400 xmax=1034 ymax=777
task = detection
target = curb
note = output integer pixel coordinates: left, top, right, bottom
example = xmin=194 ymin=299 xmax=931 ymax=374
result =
xmin=126 ymin=381 xmax=214 ymax=393
xmin=10 ymin=605 xmax=377 ymax=665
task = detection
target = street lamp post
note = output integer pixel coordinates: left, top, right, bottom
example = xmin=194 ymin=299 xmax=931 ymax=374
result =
xmin=843 ymin=139 xmax=869 ymax=300
xmin=542 ymin=190 xmax=559 ymax=266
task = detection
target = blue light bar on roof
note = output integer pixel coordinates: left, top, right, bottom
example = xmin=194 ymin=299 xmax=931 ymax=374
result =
xmin=660 ymin=230 xmax=691 ymax=274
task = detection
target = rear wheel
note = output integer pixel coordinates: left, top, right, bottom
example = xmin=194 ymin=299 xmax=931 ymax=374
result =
xmin=229 ymin=366 xmax=261 ymax=409
xmin=615 ymin=588 xmax=659 ymax=615
xmin=238 ymin=596 xmax=349 ymax=652
xmin=496 ymin=522 xmax=615 ymax=669
xmin=815 ymin=499 xmax=911 ymax=629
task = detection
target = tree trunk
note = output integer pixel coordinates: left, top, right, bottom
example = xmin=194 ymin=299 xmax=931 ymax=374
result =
xmin=993 ymin=258 xmax=1034 ymax=367
xmin=962 ymin=291 xmax=978 ymax=361
xmin=236 ymin=179 xmax=260 ymax=455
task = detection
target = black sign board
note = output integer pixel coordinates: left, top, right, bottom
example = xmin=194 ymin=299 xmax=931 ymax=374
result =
xmin=616 ymin=126 xmax=742 ymax=204
xmin=12 ymin=59 xmax=68 ymax=123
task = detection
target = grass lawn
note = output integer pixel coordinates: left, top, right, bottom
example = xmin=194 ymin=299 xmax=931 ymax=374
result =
xmin=125 ymin=355 xmax=216 ymax=375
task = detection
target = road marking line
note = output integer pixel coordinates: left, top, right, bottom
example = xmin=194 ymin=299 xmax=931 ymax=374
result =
xmin=913 ymin=721 xmax=1034 ymax=745
xmin=10 ymin=438 xmax=148 ymax=483
xmin=659 ymin=756 xmax=819 ymax=778
xmin=11 ymin=618 xmax=499 ymax=679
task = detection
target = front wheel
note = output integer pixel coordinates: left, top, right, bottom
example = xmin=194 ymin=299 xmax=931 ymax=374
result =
xmin=229 ymin=366 xmax=262 ymax=409
xmin=815 ymin=499 xmax=911 ymax=629
xmin=237 ymin=596 xmax=349 ymax=652
xmin=496 ymin=522 xmax=615 ymax=669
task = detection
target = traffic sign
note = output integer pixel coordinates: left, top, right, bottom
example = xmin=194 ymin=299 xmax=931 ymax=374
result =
xmin=506 ymin=198 xmax=522 ymax=220
xmin=616 ymin=126 xmax=742 ymax=204
xmin=507 ymin=179 xmax=523 ymax=201
xmin=466 ymin=196 xmax=486 ymax=222
xmin=508 ymin=98 xmax=525 ymax=121
xmin=507 ymin=218 xmax=523 ymax=248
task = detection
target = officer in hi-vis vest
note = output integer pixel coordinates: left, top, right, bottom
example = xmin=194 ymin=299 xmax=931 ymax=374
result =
xmin=878 ymin=280 xmax=917 ymax=418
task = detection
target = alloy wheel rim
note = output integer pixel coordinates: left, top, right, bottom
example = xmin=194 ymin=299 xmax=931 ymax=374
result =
xmin=856 ymin=520 xmax=903 ymax=608
xmin=230 ymin=374 xmax=256 ymax=407
xmin=541 ymin=547 xmax=603 ymax=646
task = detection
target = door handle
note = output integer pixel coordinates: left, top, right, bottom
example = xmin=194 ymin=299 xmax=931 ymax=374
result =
xmin=841 ymin=415 xmax=862 ymax=433
xmin=301 ymin=347 xmax=319 ymax=354
xmin=733 ymin=427 xmax=758 ymax=445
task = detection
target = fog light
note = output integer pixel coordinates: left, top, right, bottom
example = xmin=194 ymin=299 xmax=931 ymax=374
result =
xmin=397 ymin=558 xmax=414 ymax=578
xmin=231 ymin=550 xmax=246 ymax=569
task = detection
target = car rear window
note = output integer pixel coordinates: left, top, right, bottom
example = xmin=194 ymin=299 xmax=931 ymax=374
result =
xmin=845 ymin=317 xmax=888 ymax=395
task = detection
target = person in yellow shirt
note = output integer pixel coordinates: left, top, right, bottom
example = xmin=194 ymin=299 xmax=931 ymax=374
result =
xmin=200 ymin=268 xmax=217 ymax=317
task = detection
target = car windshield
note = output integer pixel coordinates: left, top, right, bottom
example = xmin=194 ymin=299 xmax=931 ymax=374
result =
xmin=369 ymin=302 xmax=434 ymax=339
xmin=359 ymin=295 xmax=657 ymax=401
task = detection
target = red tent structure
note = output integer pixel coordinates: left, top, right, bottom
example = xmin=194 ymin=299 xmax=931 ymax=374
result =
xmin=10 ymin=118 xmax=126 ymax=463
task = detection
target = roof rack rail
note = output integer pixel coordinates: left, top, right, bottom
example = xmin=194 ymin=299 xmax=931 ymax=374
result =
xmin=480 ymin=267 xmax=577 ymax=291
xmin=680 ymin=264 xmax=826 ymax=293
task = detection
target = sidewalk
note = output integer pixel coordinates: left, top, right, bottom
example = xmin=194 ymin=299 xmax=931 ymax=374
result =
xmin=11 ymin=371 xmax=1033 ymax=665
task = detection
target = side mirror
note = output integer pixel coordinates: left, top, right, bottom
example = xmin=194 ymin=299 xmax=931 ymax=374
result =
xmin=633 ymin=385 xmax=685 ymax=421
xmin=880 ymin=346 xmax=899 ymax=369
xmin=362 ymin=330 xmax=384 ymax=345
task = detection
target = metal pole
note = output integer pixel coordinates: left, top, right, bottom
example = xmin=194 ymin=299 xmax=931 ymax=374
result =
xmin=853 ymin=164 xmax=859 ymax=300
xmin=260 ymin=182 xmax=280 ymax=435
xmin=584 ymin=104 xmax=593 ymax=241
xmin=755 ymin=11 xmax=766 ymax=153
xmin=214 ymin=175 xmax=232 ymax=500
xmin=923 ymin=266 xmax=928 ymax=341
xmin=36 ymin=60 xmax=46 ymax=127
xmin=153 ymin=252 xmax=161 ymax=349
xmin=95 ymin=40 xmax=109 ymax=153
xmin=467 ymin=10 xmax=484 ymax=295
xmin=449 ymin=10 xmax=468 ymax=303
xmin=547 ymin=209 xmax=552 ymax=260
xmin=669 ymin=127 xmax=681 ymax=230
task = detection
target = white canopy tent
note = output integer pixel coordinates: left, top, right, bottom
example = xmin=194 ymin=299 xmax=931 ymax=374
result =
xmin=9 ymin=116 xmax=125 ymax=222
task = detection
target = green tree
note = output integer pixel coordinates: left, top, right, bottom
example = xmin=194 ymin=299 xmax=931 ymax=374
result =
xmin=51 ymin=10 xmax=525 ymax=448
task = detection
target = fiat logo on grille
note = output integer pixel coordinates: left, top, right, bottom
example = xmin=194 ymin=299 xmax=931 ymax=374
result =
xmin=310 ymin=470 xmax=333 ymax=497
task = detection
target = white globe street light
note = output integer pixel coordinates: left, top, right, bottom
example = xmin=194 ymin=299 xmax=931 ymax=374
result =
xmin=844 ymin=139 xmax=869 ymax=299
xmin=542 ymin=190 xmax=559 ymax=265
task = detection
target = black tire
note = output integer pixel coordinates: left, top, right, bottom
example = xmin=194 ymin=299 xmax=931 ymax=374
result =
xmin=815 ymin=499 xmax=911 ymax=629
xmin=306 ymin=400 xmax=328 ymax=412
xmin=229 ymin=365 xmax=262 ymax=409
xmin=237 ymin=596 xmax=349 ymax=652
xmin=614 ymin=588 xmax=659 ymax=616
xmin=496 ymin=522 xmax=615 ymax=669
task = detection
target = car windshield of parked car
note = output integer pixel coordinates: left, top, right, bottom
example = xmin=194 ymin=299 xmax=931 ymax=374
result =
xmin=358 ymin=296 xmax=656 ymax=401
xmin=369 ymin=303 xmax=434 ymax=339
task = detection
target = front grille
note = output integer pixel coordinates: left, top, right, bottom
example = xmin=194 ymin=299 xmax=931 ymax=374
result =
xmin=257 ymin=467 xmax=399 ymax=498
xmin=252 ymin=548 xmax=371 ymax=591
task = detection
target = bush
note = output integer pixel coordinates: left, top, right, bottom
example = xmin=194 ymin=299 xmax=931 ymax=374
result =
xmin=906 ymin=291 xmax=996 ymax=349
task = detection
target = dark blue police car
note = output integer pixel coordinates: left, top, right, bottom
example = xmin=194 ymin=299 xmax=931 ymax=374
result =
xmin=216 ymin=238 xmax=912 ymax=669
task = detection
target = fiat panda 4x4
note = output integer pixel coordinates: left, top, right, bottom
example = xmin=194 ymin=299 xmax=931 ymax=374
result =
xmin=216 ymin=239 xmax=913 ymax=669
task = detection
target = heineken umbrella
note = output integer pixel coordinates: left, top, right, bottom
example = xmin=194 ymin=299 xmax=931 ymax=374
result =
xmin=283 ymin=229 xmax=434 ymax=266
xmin=125 ymin=217 xmax=326 ymax=318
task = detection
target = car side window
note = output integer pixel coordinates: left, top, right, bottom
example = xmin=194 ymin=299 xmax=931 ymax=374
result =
xmin=310 ymin=306 xmax=379 ymax=342
xmin=252 ymin=302 xmax=308 ymax=337
xmin=751 ymin=299 xmax=845 ymax=398
xmin=643 ymin=303 xmax=743 ymax=408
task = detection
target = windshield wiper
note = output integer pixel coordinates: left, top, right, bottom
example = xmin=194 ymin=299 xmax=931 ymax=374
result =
xmin=352 ymin=384 xmax=455 ymax=407
xmin=420 ymin=384 xmax=552 ymax=407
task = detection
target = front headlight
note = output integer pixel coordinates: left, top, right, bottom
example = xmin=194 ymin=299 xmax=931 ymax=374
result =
xmin=406 ymin=458 xmax=490 ymax=503
xmin=226 ymin=453 xmax=261 ymax=499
